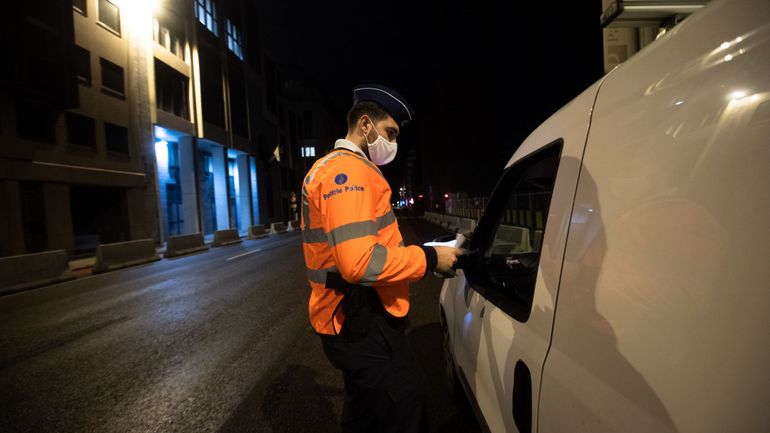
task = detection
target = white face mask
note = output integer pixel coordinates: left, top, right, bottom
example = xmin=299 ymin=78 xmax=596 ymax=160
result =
xmin=364 ymin=119 xmax=398 ymax=166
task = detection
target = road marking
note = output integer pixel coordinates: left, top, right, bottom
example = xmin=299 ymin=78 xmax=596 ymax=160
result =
xmin=225 ymin=249 xmax=262 ymax=261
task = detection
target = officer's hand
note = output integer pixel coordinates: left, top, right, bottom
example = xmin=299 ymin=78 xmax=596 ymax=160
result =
xmin=434 ymin=246 xmax=463 ymax=274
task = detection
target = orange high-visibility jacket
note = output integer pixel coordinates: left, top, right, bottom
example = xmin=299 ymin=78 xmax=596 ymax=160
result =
xmin=302 ymin=140 xmax=429 ymax=335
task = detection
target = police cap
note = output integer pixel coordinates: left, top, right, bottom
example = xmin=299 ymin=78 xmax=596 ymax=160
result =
xmin=353 ymin=84 xmax=415 ymax=128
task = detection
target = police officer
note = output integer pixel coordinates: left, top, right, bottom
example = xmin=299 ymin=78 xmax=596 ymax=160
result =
xmin=301 ymin=84 xmax=462 ymax=432
xmin=290 ymin=191 xmax=298 ymax=221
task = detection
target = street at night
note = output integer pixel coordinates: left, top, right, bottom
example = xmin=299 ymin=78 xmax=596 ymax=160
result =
xmin=0 ymin=216 xmax=480 ymax=433
xmin=2 ymin=0 xmax=769 ymax=432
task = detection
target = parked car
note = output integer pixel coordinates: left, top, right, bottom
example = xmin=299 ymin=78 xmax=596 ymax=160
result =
xmin=439 ymin=0 xmax=770 ymax=432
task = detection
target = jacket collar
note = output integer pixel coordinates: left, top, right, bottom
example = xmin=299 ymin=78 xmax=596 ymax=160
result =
xmin=334 ymin=139 xmax=368 ymax=159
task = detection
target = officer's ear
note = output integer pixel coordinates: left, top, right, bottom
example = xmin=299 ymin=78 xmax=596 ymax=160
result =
xmin=358 ymin=115 xmax=371 ymax=136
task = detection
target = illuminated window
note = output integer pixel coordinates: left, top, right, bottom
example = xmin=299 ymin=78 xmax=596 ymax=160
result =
xmin=202 ymin=152 xmax=214 ymax=174
xmin=226 ymin=19 xmax=243 ymax=60
xmin=194 ymin=0 xmax=218 ymax=36
xmin=98 ymin=0 xmax=121 ymax=36
xmin=301 ymin=146 xmax=316 ymax=158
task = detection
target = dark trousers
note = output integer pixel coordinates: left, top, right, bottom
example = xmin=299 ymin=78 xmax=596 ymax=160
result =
xmin=320 ymin=314 xmax=427 ymax=433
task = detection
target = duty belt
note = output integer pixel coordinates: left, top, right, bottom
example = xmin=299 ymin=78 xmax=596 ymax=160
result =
xmin=325 ymin=272 xmax=408 ymax=335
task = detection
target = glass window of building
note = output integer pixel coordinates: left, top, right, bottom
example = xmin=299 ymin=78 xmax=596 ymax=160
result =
xmin=226 ymin=19 xmax=243 ymax=60
xmin=73 ymin=45 xmax=91 ymax=86
xmin=195 ymin=0 xmax=218 ymax=36
xmin=165 ymin=141 xmax=183 ymax=236
xmin=100 ymin=58 xmax=125 ymax=98
xmin=105 ymin=122 xmax=129 ymax=154
xmin=154 ymin=59 xmax=189 ymax=119
xmin=301 ymin=146 xmax=316 ymax=158
xmin=153 ymin=18 xmax=185 ymax=60
xmin=66 ymin=112 xmax=96 ymax=149
xmin=98 ymin=0 xmax=121 ymax=35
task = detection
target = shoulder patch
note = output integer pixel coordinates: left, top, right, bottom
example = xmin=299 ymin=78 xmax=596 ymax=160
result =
xmin=322 ymin=170 xmax=365 ymax=201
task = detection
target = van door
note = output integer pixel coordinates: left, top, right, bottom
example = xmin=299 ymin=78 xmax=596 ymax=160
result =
xmin=453 ymin=82 xmax=602 ymax=433
xmin=538 ymin=1 xmax=770 ymax=432
xmin=464 ymin=143 xmax=563 ymax=433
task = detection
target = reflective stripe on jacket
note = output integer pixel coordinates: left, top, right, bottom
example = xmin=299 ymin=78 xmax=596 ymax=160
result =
xmin=302 ymin=147 xmax=427 ymax=335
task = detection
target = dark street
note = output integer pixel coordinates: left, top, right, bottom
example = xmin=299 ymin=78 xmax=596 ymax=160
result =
xmin=0 ymin=217 xmax=479 ymax=433
xmin=3 ymin=1 xmax=763 ymax=432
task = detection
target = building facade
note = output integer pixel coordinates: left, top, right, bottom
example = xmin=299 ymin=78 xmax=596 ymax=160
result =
xmin=0 ymin=0 xmax=336 ymax=258
xmin=600 ymin=0 xmax=709 ymax=73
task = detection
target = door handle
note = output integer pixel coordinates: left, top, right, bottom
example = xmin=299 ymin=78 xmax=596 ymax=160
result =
xmin=512 ymin=360 xmax=532 ymax=433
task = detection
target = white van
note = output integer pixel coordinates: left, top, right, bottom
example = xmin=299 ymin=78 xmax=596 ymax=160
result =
xmin=439 ymin=0 xmax=770 ymax=432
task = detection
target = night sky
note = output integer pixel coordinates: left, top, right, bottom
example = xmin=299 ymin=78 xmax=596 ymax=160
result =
xmin=255 ymin=1 xmax=605 ymax=196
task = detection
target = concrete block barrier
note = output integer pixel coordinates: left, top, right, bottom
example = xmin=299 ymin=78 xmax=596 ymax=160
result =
xmin=270 ymin=222 xmax=288 ymax=235
xmin=533 ymin=230 xmax=544 ymax=252
xmin=445 ymin=216 xmax=462 ymax=232
xmin=164 ymin=233 xmax=209 ymax=258
xmin=93 ymin=239 xmax=161 ymax=274
xmin=212 ymin=229 xmax=242 ymax=247
xmin=248 ymin=224 xmax=269 ymax=240
xmin=424 ymin=212 xmax=443 ymax=226
xmin=458 ymin=218 xmax=477 ymax=237
xmin=0 ymin=250 xmax=75 ymax=295
xmin=490 ymin=225 xmax=532 ymax=254
xmin=423 ymin=212 xmax=478 ymax=236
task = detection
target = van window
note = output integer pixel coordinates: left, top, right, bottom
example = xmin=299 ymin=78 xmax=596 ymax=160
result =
xmin=480 ymin=142 xmax=561 ymax=322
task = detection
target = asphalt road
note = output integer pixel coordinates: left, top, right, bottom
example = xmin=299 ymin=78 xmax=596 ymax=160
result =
xmin=0 ymin=216 xmax=480 ymax=433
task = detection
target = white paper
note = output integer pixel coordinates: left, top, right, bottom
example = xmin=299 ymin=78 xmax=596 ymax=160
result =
xmin=423 ymin=233 xmax=465 ymax=248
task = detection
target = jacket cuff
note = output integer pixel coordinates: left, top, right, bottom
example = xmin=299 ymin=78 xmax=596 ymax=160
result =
xmin=418 ymin=245 xmax=438 ymax=277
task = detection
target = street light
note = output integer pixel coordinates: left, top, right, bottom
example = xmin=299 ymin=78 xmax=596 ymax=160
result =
xmin=118 ymin=0 xmax=161 ymax=16
xmin=117 ymin=0 xmax=160 ymax=36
